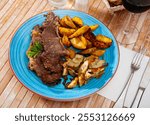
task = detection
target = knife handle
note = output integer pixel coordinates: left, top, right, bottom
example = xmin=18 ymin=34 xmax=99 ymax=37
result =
xmin=131 ymin=88 xmax=144 ymax=108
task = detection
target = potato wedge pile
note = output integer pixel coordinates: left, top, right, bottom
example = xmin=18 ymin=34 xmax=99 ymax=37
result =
xmin=59 ymin=15 xmax=113 ymax=89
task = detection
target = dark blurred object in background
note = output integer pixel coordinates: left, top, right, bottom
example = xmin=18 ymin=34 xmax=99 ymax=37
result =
xmin=122 ymin=0 xmax=150 ymax=13
xmin=108 ymin=0 xmax=122 ymax=7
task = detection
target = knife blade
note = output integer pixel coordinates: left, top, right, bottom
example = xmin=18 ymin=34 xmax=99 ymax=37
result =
xmin=131 ymin=59 xmax=150 ymax=108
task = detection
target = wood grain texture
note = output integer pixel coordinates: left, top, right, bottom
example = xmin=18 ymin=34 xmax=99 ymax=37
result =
xmin=0 ymin=0 xmax=149 ymax=108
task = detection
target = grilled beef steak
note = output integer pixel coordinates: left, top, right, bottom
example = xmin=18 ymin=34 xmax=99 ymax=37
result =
xmin=27 ymin=12 xmax=68 ymax=85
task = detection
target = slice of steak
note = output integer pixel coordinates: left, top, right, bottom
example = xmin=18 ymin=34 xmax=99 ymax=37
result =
xmin=28 ymin=11 xmax=68 ymax=85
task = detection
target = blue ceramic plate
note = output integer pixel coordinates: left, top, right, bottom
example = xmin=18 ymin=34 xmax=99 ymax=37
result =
xmin=9 ymin=10 xmax=119 ymax=101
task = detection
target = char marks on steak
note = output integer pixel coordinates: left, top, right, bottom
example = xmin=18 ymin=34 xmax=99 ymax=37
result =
xmin=28 ymin=12 xmax=68 ymax=85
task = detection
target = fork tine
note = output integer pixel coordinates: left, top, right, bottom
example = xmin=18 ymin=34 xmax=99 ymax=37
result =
xmin=137 ymin=49 xmax=147 ymax=66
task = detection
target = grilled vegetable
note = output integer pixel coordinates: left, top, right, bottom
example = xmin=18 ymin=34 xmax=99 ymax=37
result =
xmin=65 ymin=77 xmax=78 ymax=89
xmin=90 ymin=24 xmax=99 ymax=31
xmin=64 ymin=16 xmax=77 ymax=29
xmin=69 ymin=26 xmax=90 ymax=38
xmin=86 ymin=39 xmax=93 ymax=48
xmin=62 ymin=35 xmax=71 ymax=47
xmin=72 ymin=16 xmax=83 ymax=27
xmin=89 ymin=59 xmax=107 ymax=69
xmin=58 ymin=27 xmax=76 ymax=36
xmin=68 ymin=68 xmax=78 ymax=76
xmin=67 ymin=54 xmax=84 ymax=70
xmin=78 ymin=60 xmax=89 ymax=75
xmin=62 ymin=67 xmax=68 ymax=76
xmin=27 ymin=41 xmax=43 ymax=58
xmin=78 ymin=74 xmax=86 ymax=86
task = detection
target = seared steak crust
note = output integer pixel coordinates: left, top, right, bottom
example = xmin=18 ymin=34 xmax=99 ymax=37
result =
xmin=28 ymin=12 xmax=68 ymax=85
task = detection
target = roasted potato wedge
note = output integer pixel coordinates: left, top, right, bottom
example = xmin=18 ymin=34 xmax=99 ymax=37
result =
xmin=59 ymin=17 xmax=67 ymax=27
xmin=65 ymin=77 xmax=78 ymax=89
xmin=94 ymin=34 xmax=112 ymax=49
xmin=59 ymin=27 xmax=76 ymax=36
xmin=92 ymin=49 xmax=105 ymax=56
xmin=62 ymin=35 xmax=71 ymax=47
xmin=79 ymin=47 xmax=97 ymax=55
xmin=70 ymin=37 xmax=87 ymax=50
xmin=86 ymin=39 xmax=93 ymax=48
xmin=72 ymin=16 xmax=83 ymax=27
xmin=67 ymin=48 xmax=76 ymax=59
xmin=69 ymin=26 xmax=90 ymax=38
xmin=64 ymin=16 xmax=77 ymax=29
xmin=68 ymin=68 xmax=78 ymax=76
xmin=90 ymin=24 xmax=99 ymax=31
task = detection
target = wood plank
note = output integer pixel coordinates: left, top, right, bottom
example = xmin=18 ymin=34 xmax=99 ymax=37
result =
xmin=77 ymin=97 xmax=90 ymax=108
xmin=1 ymin=81 xmax=22 ymax=108
xmin=0 ymin=61 xmax=10 ymax=82
xmin=10 ymin=86 xmax=28 ymax=108
xmin=26 ymin=94 xmax=40 ymax=108
xmin=35 ymin=97 xmax=47 ymax=108
xmin=101 ymin=98 xmax=112 ymax=108
xmin=18 ymin=90 xmax=34 ymax=108
xmin=85 ymin=94 xmax=99 ymax=108
xmin=0 ymin=69 xmax=13 ymax=95
xmin=0 ymin=0 xmax=9 ymax=11
xmin=0 ymin=50 xmax=8 ymax=70
xmin=92 ymin=95 xmax=105 ymax=108
xmin=0 ymin=76 xmax=17 ymax=107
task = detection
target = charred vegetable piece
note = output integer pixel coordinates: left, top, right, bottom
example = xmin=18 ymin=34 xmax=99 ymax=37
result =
xmin=79 ymin=47 xmax=97 ymax=55
xmin=90 ymin=24 xmax=99 ymax=31
xmin=58 ymin=27 xmax=76 ymax=36
xmin=69 ymin=26 xmax=90 ymax=38
xmin=72 ymin=16 xmax=83 ymax=27
xmin=91 ymin=49 xmax=105 ymax=57
xmin=84 ymin=55 xmax=98 ymax=64
xmin=65 ymin=77 xmax=78 ymax=89
xmin=68 ymin=68 xmax=78 ymax=76
xmin=94 ymin=34 xmax=112 ymax=49
xmin=27 ymin=41 xmax=43 ymax=58
xmin=62 ymin=35 xmax=71 ymax=47
xmin=62 ymin=67 xmax=68 ymax=76
xmin=64 ymin=16 xmax=77 ymax=29
xmin=89 ymin=59 xmax=107 ymax=69
xmin=67 ymin=48 xmax=76 ymax=59
xmin=78 ymin=74 xmax=86 ymax=87
xmin=78 ymin=60 xmax=89 ymax=75
xmin=67 ymin=54 xmax=84 ymax=70
xmin=85 ymin=69 xmax=93 ymax=80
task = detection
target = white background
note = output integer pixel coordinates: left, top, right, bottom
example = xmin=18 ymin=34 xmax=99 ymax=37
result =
xmin=0 ymin=108 xmax=149 ymax=125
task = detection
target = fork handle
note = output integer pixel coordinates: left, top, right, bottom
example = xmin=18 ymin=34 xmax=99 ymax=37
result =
xmin=113 ymin=71 xmax=134 ymax=108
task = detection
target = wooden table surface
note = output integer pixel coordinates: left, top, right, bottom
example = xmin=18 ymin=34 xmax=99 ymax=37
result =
xmin=0 ymin=0 xmax=149 ymax=108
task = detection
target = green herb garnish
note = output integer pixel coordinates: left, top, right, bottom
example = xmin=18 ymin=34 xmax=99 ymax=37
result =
xmin=27 ymin=41 xmax=43 ymax=58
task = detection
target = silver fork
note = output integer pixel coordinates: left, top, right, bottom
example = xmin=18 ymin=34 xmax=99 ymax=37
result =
xmin=114 ymin=44 xmax=147 ymax=108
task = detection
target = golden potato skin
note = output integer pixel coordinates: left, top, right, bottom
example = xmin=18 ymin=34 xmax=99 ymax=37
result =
xmin=58 ymin=27 xmax=76 ymax=36
xmin=92 ymin=49 xmax=105 ymax=56
xmin=72 ymin=16 xmax=83 ymax=27
xmin=90 ymin=24 xmax=99 ymax=31
xmin=94 ymin=34 xmax=112 ymax=49
xmin=80 ymin=47 xmax=97 ymax=55
xmin=67 ymin=48 xmax=76 ymax=59
xmin=62 ymin=35 xmax=71 ymax=47
xmin=64 ymin=16 xmax=77 ymax=29
xmin=70 ymin=37 xmax=87 ymax=50
xmin=59 ymin=17 xmax=67 ymax=27
xmin=69 ymin=26 xmax=90 ymax=38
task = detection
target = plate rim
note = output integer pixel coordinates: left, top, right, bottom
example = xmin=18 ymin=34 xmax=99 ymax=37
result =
xmin=9 ymin=9 xmax=120 ymax=101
